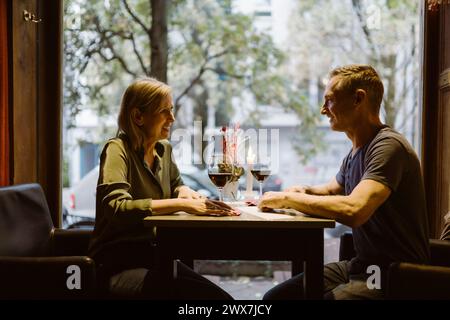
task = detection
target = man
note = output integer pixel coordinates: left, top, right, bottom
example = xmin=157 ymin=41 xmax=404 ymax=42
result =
xmin=260 ymin=64 xmax=430 ymax=300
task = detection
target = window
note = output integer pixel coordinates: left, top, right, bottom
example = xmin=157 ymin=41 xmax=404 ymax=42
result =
xmin=62 ymin=0 xmax=422 ymax=298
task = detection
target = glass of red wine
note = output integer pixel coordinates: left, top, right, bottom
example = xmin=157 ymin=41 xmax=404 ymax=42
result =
xmin=208 ymin=153 xmax=233 ymax=202
xmin=251 ymin=162 xmax=271 ymax=199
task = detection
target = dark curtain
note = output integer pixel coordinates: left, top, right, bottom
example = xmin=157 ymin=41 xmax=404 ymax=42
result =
xmin=0 ymin=0 xmax=10 ymax=186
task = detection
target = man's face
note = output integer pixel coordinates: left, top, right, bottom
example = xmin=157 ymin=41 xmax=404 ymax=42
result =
xmin=320 ymin=76 xmax=356 ymax=132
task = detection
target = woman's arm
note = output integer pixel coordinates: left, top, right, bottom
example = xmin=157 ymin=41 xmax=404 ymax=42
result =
xmin=166 ymin=143 xmax=184 ymax=197
xmin=97 ymin=140 xmax=154 ymax=220
xmin=151 ymin=198 xmax=238 ymax=216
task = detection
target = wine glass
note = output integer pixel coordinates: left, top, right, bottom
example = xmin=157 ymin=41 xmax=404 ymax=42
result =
xmin=251 ymin=162 xmax=271 ymax=199
xmin=208 ymin=153 xmax=233 ymax=202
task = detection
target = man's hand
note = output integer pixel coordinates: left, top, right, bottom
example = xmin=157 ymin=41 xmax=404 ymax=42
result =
xmin=176 ymin=185 xmax=204 ymax=199
xmin=258 ymin=192 xmax=288 ymax=212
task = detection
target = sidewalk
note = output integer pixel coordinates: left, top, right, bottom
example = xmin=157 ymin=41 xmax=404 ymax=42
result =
xmin=204 ymin=275 xmax=282 ymax=300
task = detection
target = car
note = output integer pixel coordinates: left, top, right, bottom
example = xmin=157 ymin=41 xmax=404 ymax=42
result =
xmin=258 ymin=173 xmax=283 ymax=192
xmin=62 ymin=166 xmax=98 ymax=228
xmin=180 ymin=170 xmax=220 ymax=200
xmin=238 ymin=172 xmax=283 ymax=193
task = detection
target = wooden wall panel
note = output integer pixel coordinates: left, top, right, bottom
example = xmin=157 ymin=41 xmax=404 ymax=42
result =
xmin=425 ymin=2 xmax=450 ymax=236
xmin=422 ymin=3 xmax=441 ymax=237
xmin=443 ymin=4 xmax=450 ymax=69
xmin=10 ymin=0 xmax=62 ymax=226
xmin=37 ymin=0 xmax=63 ymax=227
xmin=0 ymin=0 xmax=10 ymax=186
xmin=11 ymin=0 xmax=38 ymax=184
xmin=422 ymin=2 xmax=450 ymax=237
xmin=437 ymin=4 xmax=450 ymax=233
xmin=439 ymin=88 xmax=450 ymax=225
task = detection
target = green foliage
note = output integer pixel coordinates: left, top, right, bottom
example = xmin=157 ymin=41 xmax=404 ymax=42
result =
xmin=287 ymin=0 xmax=420 ymax=135
xmin=63 ymin=0 xmax=325 ymax=160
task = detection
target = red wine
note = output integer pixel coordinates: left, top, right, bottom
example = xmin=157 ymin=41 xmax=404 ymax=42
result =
xmin=208 ymin=173 xmax=232 ymax=187
xmin=251 ymin=169 xmax=271 ymax=182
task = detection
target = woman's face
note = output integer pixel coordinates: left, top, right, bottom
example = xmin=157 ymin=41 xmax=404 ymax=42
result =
xmin=139 ymin=95 xmax=175 ymax=143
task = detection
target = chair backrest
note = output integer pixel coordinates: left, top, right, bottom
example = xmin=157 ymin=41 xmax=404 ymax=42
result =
xmin=388 ymin=262 xmax=450 ymax=300
xmin=430 ymin=239 xmax=450 ymax=267
xmin=339 ymin=232 xmax=356 ymax=261
xmin=51 ymin=228 xmax=93 ymax=256
xmin=0 ymin=183 xmax=54 ymax=256
xmin=440 ymin=211 xmax=450 ymax=241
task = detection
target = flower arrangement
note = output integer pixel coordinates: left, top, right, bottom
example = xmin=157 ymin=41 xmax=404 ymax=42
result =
xmin=218 ymin=124 xmax=245 ymax=182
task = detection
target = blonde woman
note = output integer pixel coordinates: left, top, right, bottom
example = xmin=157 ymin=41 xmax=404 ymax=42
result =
xmin=88 ymin=78 xmax=236 ymax=299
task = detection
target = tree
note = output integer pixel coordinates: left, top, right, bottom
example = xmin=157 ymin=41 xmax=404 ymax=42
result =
xmin=63 ymin=0 xmax=324 ymax=162
xmin=286 ymin=0 xmax=420 ymax=147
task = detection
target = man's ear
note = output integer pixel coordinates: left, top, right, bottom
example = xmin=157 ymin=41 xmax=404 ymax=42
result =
xmin=354 ymin=89 xmax=366 ymax=105
xmin=131 ymin=108 xmax=144 ymax=126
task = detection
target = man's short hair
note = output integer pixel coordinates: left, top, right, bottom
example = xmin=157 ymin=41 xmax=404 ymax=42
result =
xmin=329 ymin=65 xmax=384 ymax=113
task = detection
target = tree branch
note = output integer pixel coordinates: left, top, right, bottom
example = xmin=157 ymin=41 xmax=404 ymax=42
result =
xmin=93 ymin=19 xmax=137 ymax=77
xmin=396 ymin=79 xmax=418 ymax=130
xmin=121 ymin=0 xmax=151 ymax=34
xmin=351 ymin=0 xmax=378 ymax=61
xmin=396 ymin=102 xmax=417 ymax=131
xmin=203 ymin=67 xmax=245 ymax=79
xmin=174 ymin=65 xmax=207 ymax=116
xmin=129 ymin=33 xmax=150 ymax=75
xmin=174 ymin=49 xmax=230 ymax=115
xmin=206 ymin=49 xmax=229 ymax=61
xmin=89 ymin=77 xmax=116 ymax=99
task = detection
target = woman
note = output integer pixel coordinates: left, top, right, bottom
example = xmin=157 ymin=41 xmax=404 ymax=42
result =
xmin=88 ymin=77 xmax=237 ymax=299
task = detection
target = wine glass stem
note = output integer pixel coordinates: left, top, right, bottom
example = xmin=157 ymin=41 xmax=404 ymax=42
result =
xmin=259 ymin=182 xmax=263 ymax=198
xmin=219 ymin=188 xmax=224 ymax=202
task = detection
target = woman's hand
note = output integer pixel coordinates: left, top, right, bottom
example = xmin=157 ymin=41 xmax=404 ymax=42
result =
xmin=176 ymin=185 xmax=205 ymax=199
xmin=184 ymin=199 xmax=240 ymax=216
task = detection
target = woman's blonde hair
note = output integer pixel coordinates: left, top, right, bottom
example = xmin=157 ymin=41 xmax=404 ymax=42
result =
xmin=117 ymin=77 xmax=172 ymax=151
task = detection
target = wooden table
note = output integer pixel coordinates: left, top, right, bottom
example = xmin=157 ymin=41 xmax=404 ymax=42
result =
xmin=143 ymin=205 xmax=335 ymax=299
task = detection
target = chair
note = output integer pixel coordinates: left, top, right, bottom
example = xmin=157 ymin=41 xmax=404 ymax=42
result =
xmin=0 ymin=183 xmax=96 ymax=299
xmin=339 ymin=229 xmax=450 ymax=300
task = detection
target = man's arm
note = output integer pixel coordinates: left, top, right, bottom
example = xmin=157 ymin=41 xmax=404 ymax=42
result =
xmin=260 ymin=179 xmax=391 ymax=228
xmin=284 ymin=177 xmax=344 ymax=195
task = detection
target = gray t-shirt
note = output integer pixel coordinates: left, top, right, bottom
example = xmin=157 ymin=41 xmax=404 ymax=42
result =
xmin=336 ymin=126 xmax=430 ymax=272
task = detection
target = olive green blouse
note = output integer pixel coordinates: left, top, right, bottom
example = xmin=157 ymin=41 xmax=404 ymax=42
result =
xmin=88 ymin=133 xmax=184 ymax=260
